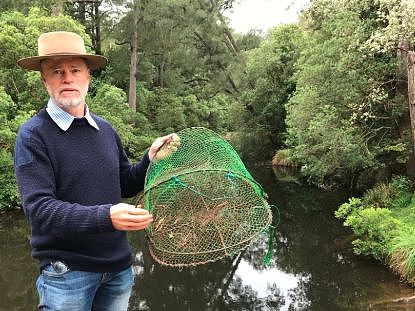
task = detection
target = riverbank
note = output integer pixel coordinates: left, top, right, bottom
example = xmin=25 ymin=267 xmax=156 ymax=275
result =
xmin=335 ymin=175 xmax=415 ymax=285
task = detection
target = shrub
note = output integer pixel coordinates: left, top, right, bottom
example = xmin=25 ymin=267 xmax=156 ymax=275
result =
xmin=336 ymin=177 xmax=413 ymax=266
xmin=335 ymin=197 xmax=363 ymax=220
xmin=360 ymin=176 xmax=413 ymax=210
xmin=343 ymin=208 xmax=400 ymax=262
xmin=390 ymin=175 xmax=412 ymax=193
xmin=389 ymin=176 xmax=413 ymax=209
xmin=362 ymin=183 xmax=395 ymax=208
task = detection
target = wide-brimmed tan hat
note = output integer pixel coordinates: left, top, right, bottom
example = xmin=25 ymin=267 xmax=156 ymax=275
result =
xmin=17 ymin=31 xmax=107 ymax=71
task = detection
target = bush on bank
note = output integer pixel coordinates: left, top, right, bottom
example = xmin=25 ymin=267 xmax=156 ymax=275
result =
xmin=336 ymin=176 xmax=415 ymax=283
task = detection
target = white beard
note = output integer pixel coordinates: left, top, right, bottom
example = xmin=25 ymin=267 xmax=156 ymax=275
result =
xmin=47 ymin=83 xmax=89 ymax=109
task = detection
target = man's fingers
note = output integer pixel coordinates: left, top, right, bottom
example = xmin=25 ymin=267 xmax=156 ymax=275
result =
xmin=115 ymin=216 xmax=153 ymax=229
xmin=120 ymin=219 xmax=153 ymax=228
xmin=128 ymin=207 xmax=150 ymax=215
xmin=127 ymin=214 xmax=153 ymax=223
xmin=149 ymin=133 xmax=180 ymax=161
xmin=110 ymin=203 xmax=153 ymax=231
xmin=161 ymin=133 xmax=176 ymax=141
xmin=118 ymin=212 xmax=153 ymax=222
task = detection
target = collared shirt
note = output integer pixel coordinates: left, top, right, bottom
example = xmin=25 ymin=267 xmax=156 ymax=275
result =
xmin=46 ymin=98 xmax=99 ymax=131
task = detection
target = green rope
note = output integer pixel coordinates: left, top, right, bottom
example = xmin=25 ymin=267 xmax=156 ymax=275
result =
xmin=264 ymin=205 xmax=280 ymax=267
xmin=171 ymin=175 xmax=209 ymax=198
xmin=226 ymin=171 xmax=235 ymax=180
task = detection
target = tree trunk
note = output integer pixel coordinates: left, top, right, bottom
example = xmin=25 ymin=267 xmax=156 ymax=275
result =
xmin=67 ymin=1 xmax=103 ymax=56
xmin=408 ymin=51 xmax=415 ymax=153
xmin=79 ymin=1 xmax=86 ymax=24
xmin=51 ymin=0 xmax=65 ymax=16
xmin=159 ymin=61 xmax=165 ymax=88
xmin=93 ymin=1 xmax=102 ymax=55
xmin=197 ymin=1 xmax=253 ymax=91
xmin=129 ymin=8 xmax=139 ymax=112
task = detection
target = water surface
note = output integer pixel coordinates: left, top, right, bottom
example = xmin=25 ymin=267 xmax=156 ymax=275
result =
xmin=1 ymin=164 xmax=413 ymax=310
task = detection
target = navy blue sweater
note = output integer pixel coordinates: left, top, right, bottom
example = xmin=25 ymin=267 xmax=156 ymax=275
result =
xmin=14 ymin=108 xmax=150 ymax=272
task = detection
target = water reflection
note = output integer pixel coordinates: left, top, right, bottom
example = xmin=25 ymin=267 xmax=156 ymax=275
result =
xmin=236 ymin=258 xmax=300 ymax=309
xmin=253 ymin=164 xmax=414 ymax=310
xmin=0 ymin=210 xmax=38 ymax=310
xmin=1 ymin=164 xmax=414 ymax=310
xmin=127 ymin=164 xmax=414 ymax=310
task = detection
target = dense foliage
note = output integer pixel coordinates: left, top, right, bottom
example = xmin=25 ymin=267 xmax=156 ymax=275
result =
xmin=0 ymin=2 xmax=245 ymax=210
xmin=286 ymin=0 xmax=414 ymax=188
xmin=235 ymin=24 xmax=301 ymax=146
xmin=1 ymin=0 xmax=415 ymax=214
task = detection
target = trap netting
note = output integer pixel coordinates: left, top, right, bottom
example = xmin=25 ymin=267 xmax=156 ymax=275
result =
xmin=138 ymin=127 xmax=273 ymax=267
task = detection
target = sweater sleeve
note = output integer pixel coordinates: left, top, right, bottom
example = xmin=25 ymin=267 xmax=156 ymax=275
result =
xmin=114 ymin=131 xmax=150 ymax=198
xmin=14 ymin=122 xmax=115 ymax=237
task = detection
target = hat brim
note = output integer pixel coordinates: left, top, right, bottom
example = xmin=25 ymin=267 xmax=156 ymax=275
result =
xmin=17 ymin=53 xmax=107 ymax=71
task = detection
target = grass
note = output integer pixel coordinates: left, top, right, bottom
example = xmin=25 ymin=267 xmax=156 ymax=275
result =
xmin=390 ymin=230 xmax=415 ymax=283
xmin=272 ymin=149 xmax=298 ymax=167
xmin=380 ymin=197 xmax=415 ymax=284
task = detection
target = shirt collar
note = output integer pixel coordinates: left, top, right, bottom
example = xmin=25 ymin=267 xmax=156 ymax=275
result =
xmin=46 ymin=99 xmax=99 ymax=131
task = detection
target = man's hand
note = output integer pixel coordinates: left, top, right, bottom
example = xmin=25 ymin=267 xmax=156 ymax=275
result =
xmin=148 ymin=133 xmax=180 ymax=161
xmin=110 ymin=203 xmax=153 ymax=231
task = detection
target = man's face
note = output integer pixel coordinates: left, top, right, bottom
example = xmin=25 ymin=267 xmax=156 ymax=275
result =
xmin=41 ymin=57 xmax=90 ymax=110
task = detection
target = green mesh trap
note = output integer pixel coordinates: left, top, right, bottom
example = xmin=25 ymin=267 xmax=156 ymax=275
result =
xmin=138 ymin=127 xmax=273 ymax=267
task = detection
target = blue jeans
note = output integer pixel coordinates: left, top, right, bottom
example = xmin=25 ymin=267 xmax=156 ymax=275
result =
xmin=36 ymin=262 xmax=134 ymax=311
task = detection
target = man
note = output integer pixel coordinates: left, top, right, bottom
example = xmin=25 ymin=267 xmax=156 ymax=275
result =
xmin=14 ymin=31 xmax=174 ymax=310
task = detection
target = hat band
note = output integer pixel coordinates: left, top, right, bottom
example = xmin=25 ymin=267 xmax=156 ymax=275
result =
xmin=41 ymin=52 xmax=88 ymax=56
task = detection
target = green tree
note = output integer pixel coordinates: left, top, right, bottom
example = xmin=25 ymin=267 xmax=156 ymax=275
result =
xmin=0 ymin=87 xmax=33 ymax=210
xmin=88 ymin=82 xmax=155 ymax=158
xmin=236 ymin=24 xmax=301 ymax=146
xmin=0 ymin=0 xmax=58 ymax=14
xmin=235 ymin=30 xmax=263 ymax=51
xmin=105 ymin=0 xmax=240 ymax=98
xmin=286 ymin=0 xmax=409 ymax=188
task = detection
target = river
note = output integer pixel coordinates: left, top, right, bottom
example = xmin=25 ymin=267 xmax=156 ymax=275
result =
xmin=0 ymin=164 xmax=413 ymax=310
